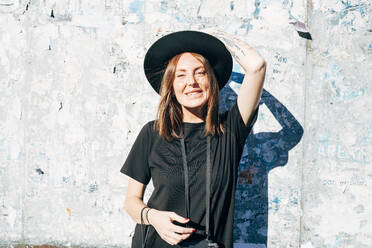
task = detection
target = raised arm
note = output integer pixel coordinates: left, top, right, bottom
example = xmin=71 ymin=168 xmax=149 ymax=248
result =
xmin=206 ymin=30 xmax=266 ymax=126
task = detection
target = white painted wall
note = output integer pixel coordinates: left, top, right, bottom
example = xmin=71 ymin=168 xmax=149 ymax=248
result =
xmin=0 ymin=0 xmax=370 ymax=247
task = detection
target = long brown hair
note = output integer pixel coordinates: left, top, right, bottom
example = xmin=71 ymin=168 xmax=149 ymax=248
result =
xmin=153 ymin=52 xmax=224 ymax=141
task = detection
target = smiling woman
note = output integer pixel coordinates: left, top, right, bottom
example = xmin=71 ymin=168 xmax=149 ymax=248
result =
xmin=155 ymin=51 xmax=224 ymax=141
xmin=173 ymin=53 xmax=210 ymax=114
xmin=120 ymin=30 xmax=264 ymax=248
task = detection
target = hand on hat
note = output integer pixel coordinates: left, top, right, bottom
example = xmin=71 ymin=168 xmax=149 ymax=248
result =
xmin=201 ymin=29 xmax=266 ymax=73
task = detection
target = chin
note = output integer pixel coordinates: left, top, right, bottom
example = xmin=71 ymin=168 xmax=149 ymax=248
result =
xmin=181 ymin=98 xmax=208 ymax=109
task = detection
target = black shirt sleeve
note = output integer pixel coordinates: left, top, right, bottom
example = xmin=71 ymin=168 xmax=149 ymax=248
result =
xmin=226 ymin=100 xmax=259 ymax=147
xmin=119 ymin=121 xmax=153 ymax=185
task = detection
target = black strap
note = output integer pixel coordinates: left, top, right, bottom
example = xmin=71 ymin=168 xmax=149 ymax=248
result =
xmin=206 ymin=135 xmax=211 ymax=240
xmin=180 ymin=135 xmax=212 ymax=239
xmin=140 ymin=207 xmax=150 ymax=248
xmin=180 ymin=138 xmax=190 ymax=220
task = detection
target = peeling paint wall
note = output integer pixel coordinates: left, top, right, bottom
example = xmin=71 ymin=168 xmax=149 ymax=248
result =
xmin=0 ymin=0 xmax=371 ymax=248
xmin=301 ymin=0 xmax=372 ymax=247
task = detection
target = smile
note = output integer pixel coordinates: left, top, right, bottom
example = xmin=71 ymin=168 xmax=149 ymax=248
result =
xmin=185 ymin=90 xmax=203 ymax=96
xmin=185 ymin=92 xmax=202 ymax=96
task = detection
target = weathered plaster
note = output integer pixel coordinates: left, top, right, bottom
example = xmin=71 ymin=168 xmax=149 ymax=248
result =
xmin=0 ymin=0 xmax=370 ymax=247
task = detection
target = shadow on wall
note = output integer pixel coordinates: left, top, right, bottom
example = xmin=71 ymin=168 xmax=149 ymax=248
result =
xmin=219 ymin=72 xmax=304 ymax=247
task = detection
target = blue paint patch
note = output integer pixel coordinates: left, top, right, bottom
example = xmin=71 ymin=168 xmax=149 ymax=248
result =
xmin=364 ymin=125 xmax=372 ymax=135
xmin=331 ymin=80 xmax=341 ymax=97
xmin=290 ymin=197 xmax=298 ymax=205
xmin=335 ymin=144 xmax=346 ymax=160
xmin=368 ymin=44 xmax=372 ymax=51
xmin=268 ymin=196 xmax=280 ymax=211
xmin=330 ymin=17 xmax=339 ymax=25
xmin=240 ymin=19 xmax=253 ymax=34
xmin=326 ymin=62 xmax=366 ymax=102
xmin=160 ymin=1 xmax=167 ymax=13
xmin=342 ymin=88 xmax=365 ymax=101
xmin=322 ymin=49 xmax=329 ymax=56
xmin=330 ymin=63 xmax=341 ymax=75
xmin=334 ymin=144 xmax=368 ymax=165
xmin=272 ymin=196 xmax=280 ymax=204
xmin=327 ymin=2 xmax=368 ymax=31
xmin=253 ymin=0 xmax=260 ymax=19
xmin=318 ymin=133 xmax=329 ymax=156
xmin=279 ymin=57 xmax=287 ymax=63
xmin=89 ymin=182 xmax=98 ymax=193
xmin=233 ymin=63 xmax=243 ymax=73
xmin=339 ymin=9 xmax=348 ymax=19
xmin=359 ymin=5 xmax=366 ymax=16
xmin=359 ymin=136 xmax=371 ymax=146
xmin=129 ymin=0 xmax=144 ymax=22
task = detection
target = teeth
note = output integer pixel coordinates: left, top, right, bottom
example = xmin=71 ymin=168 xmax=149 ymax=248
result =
xmin=186 ymin=92 xmax=201 ymax=95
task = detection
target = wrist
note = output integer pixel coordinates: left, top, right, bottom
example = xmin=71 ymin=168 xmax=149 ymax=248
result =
xmin=140 ymin=206 xmax=150 ymax=225
xmin=147 ymin=208 xmax=157 ymax=225
xmin=145 ymin=208 xmax=152 ymax=225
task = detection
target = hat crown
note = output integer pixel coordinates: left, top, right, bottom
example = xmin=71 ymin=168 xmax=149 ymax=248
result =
xmin=143 ymin=30 xmax=233 ymax=94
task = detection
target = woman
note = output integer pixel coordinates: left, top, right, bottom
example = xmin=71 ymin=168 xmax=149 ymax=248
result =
xmin=120 ymin=30 xmax=266 ymax=248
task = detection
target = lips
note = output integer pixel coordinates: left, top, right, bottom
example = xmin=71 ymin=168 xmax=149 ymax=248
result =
xmin=185 ymin=89 xmax=202 ymax=95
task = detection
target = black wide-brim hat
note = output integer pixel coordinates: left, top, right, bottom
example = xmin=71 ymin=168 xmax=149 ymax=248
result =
xmin=143 ymin=30 xmax=233 ymax=94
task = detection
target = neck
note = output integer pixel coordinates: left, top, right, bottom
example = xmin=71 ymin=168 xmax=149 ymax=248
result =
xmin=182 ymin=106 xmax=205 ymax=123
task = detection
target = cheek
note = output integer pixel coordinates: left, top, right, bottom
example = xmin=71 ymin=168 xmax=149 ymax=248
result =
xmin=172 ymin=83 xmax=184 ymax=98
xmin=202 ymin=81 xmax=210 ymax=94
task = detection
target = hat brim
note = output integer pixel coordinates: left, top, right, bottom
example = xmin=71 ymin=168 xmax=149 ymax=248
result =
xmin=143 ymin=30 xmax=233 ymax=94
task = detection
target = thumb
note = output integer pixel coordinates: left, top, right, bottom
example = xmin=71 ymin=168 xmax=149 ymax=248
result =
xmin=170 ymin=212 xmax=189 ymax=223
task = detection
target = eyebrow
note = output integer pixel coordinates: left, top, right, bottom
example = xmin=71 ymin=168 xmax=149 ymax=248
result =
xmin=176 ymin=66 xmax=205 ymax=72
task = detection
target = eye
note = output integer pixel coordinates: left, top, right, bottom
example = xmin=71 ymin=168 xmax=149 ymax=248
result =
xmin=196 ymin=71 xmax=206 ymax=75
xmin=176 ymin=74 xmax=185 ymax=78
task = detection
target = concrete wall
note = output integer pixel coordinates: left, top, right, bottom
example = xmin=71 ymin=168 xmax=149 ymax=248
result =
xmin=0 ymin=0 xmax=370 ymax=247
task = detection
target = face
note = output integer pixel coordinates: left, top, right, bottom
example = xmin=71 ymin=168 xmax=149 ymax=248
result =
xmin=172 ymin=53 xmax=210 ymax=113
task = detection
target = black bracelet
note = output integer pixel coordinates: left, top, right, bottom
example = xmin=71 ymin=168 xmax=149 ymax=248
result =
xmin=146 ymin=208 xmax=152 ymax=225
xmin=140 ymin=206 xmax=150 ymax=225
xmin=140 ymin=206 xmax=150 ymax=248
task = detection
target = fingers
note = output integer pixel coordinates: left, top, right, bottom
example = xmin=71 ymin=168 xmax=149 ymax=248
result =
xmin=162 ymin=232 xmax=179 ymax=246
xmin=152 ymin=211 xmax=194 ymax=245
xmin=180 ymin=232 xmax=192 ymax=240
xmin=170 ymin=212 xmax=190 ymax=223
xmin=164 ymin=212 xmax=194 ymax=245
xmin=209 ymin=30 xmax=247 ymax=45
xmin=171 ymin=224 xmax=195 ymax=234
xmin=163 ymin=231 xmax=192 ymax=245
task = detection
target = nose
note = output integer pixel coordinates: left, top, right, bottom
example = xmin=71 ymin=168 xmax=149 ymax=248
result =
xmin=185 ymin=74 xmax=197 ymax=86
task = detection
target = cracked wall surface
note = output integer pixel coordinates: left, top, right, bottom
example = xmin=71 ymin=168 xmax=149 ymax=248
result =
xmin=0 ymin=0 xmax=371 ymax=247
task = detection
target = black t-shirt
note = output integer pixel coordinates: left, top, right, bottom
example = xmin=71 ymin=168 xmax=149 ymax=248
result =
xmin=120 ymin=100 xmax=259 ymax=248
